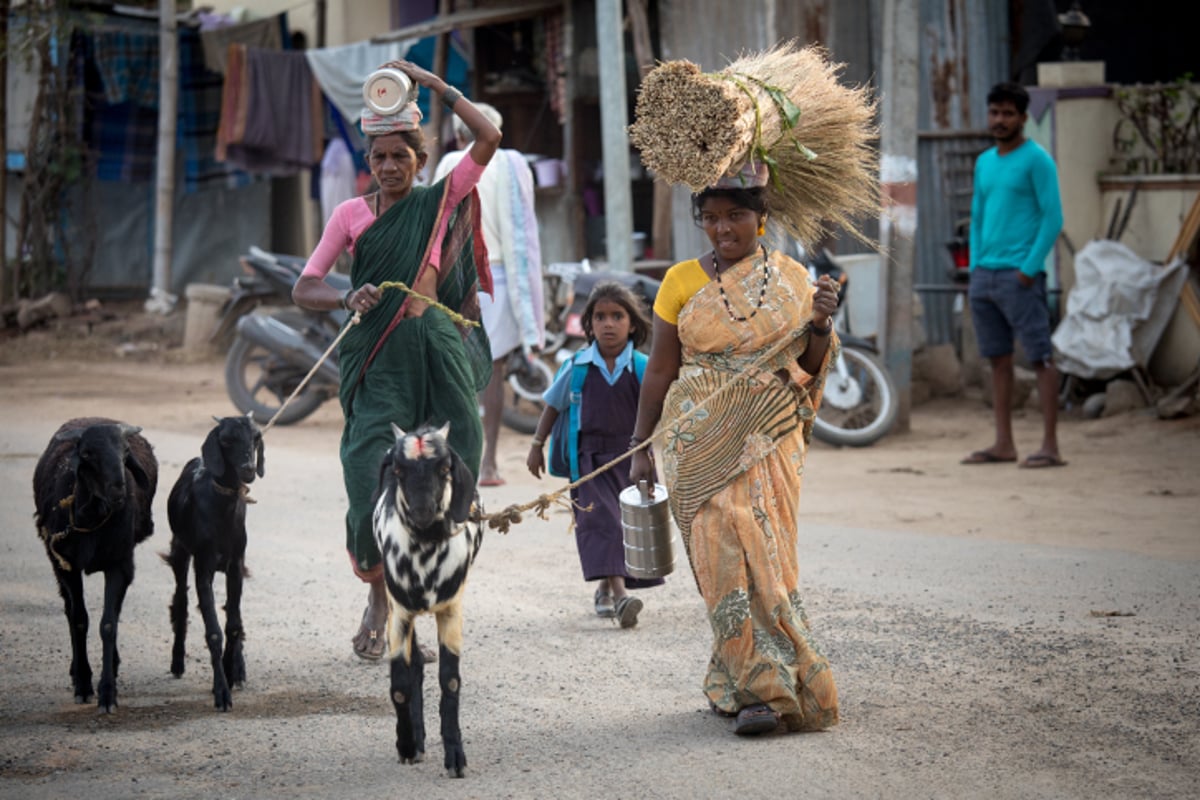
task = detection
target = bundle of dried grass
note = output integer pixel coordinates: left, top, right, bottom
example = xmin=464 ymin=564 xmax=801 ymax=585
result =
xmin=629 ymin=41 xmax=878 ymax=246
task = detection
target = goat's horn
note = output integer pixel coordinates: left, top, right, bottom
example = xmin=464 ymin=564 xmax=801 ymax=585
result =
xmin=118 ymin=424 xmax=143 ymax=437
xmin=212 ymin=415 xmax=223 ymax=424
xmin=436 ymin=421 xmax=451 ymax=440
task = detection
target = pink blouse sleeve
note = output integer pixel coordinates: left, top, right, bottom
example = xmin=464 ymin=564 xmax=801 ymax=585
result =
xmin=427 ymin=154 xmax=487 ymax=271
xmin=301 ymin=201 xmax=356 ymax=279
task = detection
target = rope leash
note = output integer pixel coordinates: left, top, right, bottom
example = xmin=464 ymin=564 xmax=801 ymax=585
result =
xmin=260 ymin=282 xmax=478 ymax=434
xmin=259 ymin=283 xmax=822 ymax=535
xmin=479 ymin=324 xmax=815 ymax=533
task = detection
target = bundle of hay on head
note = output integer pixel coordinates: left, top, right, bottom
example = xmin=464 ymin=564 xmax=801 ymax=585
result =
xmin=628 ymin=41 xmax=879 ymax=247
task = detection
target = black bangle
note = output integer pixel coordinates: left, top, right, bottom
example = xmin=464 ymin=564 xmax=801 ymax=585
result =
xmin=341 ymin=289 xmax=353 ymax=311
xmin=810 ymin=319 xmax=833 ymax=336
xmin=629 ymin=436 xmax=645 ymax=448
xmin=441 ymin=86 xmax=463 ymax=109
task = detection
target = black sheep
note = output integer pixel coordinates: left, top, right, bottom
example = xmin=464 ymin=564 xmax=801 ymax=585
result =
xmin=32 ymin=417 xmax=158 ymax=713
xmin=164 ymin=414 xmax=264 ymax=711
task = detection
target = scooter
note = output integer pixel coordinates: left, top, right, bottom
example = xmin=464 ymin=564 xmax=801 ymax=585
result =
xmin=805 ymin=248 xmax=899 ymax=447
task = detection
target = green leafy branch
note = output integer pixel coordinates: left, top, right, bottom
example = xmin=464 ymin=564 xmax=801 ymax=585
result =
xmin=714 ymin=71 xmax=819 ymax=189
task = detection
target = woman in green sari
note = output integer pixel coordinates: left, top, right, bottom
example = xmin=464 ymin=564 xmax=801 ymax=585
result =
xmin=293 ymin=60 xmax=500 ymax=661
xmin=629 ymin=163 xmax=842 ymax=735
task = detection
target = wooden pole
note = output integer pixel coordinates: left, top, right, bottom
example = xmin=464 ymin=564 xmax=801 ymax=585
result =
xmin=595 ymin=0 xmax=633 ymax=271
xmin=427 ymin=0 xmax=451 ymax=174
xmin=148 ymin=0 xmax=178 ymax=313
xmin=627 ymin=0 xmax=670 ymax=262
xmin=0 ymin=0 xmax=8 ymax=303
xmin=879 ymin=0 xmax=919 ymax=430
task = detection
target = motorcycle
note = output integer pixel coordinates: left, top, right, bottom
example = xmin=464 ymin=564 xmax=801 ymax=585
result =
xmin=218 ymin=248 xmax=557 ymax=431
xmin=804 ymin=247 xmax=899 ymax=447
xmin=218 ymin=248 xmax=346 ymax=427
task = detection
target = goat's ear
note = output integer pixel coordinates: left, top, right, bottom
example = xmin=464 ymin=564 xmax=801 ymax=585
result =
xmin=436 ymin=421 xmax=451 ymax=441
xmin=390 ymin=422 xmax=406 ymax=440
xmin=371 ymin=446 xmax=394 ymax=508
xmin=254 ymin=433 xmax=265 ymax=478
xmin=448 ymin=451 xmax=476 ymax=524
xmin=124 ymin=449 xmax=152 ymax=492
xmin=201 ymin=426 xmax=225 ymax=475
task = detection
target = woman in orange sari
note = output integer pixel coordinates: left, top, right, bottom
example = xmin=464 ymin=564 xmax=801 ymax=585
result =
xmin=629 ymin=163 xmax=841 ymax=736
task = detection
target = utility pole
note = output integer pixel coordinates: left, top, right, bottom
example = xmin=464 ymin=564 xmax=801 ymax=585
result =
xmin=879 ymin=0 xmax=919 ymax=430
xmin=595 ymin=0 xmax=633 ymax=272
xmin=0 ymin=0 xmax=8 ymax=303
xmin=148 ymin=0 xmax=178 ymax=313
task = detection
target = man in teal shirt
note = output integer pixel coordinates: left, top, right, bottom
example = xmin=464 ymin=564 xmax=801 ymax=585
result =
xmin=962 ymin=82 xmax=1066 ymax=469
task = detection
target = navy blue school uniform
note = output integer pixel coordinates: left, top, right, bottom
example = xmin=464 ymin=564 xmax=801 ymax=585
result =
xmin=545 ymin=341 xmax=664 ymax=589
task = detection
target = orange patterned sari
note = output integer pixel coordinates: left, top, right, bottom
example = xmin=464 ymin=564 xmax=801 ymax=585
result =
xmin=661 ymin=248 xmax=839 ymax=730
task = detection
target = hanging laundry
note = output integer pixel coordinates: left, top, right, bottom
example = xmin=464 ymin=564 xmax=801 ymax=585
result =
xmin=216 ymin=45 xmax=323 ymax=175
xmin=178 ymin=26 xmax=254 ymax=191
xmin=199 ymin=14 xmax=284 ymax=74
xmin=303 ymin=39 xmax=415 ymax=124
xmin=319 ymin=138 xmax=358 ymax=225
xmin=91 ymin=26 xmax=160 ymax=108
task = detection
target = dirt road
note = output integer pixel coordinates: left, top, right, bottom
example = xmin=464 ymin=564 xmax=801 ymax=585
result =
xmin=1 ymin=345 xmax=1197 ymax=798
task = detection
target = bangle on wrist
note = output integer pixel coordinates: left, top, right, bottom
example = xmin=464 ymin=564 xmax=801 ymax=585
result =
xmin=531 ymin=437 xmax=544 ymax=448
xmin=341 ymin=289 xmax=353 ymax=311
xmin=629 ymin=435 xmax=645 ymax=448
xmin=810 ymin=318 xmax=833 ymax=336
xmin=441 ymin=86 xmax=463 ymax=109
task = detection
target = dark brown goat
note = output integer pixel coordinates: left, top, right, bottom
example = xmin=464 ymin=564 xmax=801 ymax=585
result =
xmin=32 ymin=417 xmax=158 ymax=712
xmin=164 ymin=414 xmax=263 ymax=711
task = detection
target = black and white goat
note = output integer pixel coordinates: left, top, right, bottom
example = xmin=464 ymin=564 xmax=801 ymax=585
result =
xmin=32 ymin=417 xmax=158 ymax=712
xmin=373 ymin=422 xmax=482 ymax=778
xmin=164 ymin=414 xmax=264 ymax=711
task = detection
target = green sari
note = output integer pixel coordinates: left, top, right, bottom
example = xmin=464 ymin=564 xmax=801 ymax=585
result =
xmin=338 ymin=179 xmax=492 ymax=579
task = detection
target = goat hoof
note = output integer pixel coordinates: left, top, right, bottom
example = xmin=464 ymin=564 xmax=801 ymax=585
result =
xmin=213 ymin=691 xmax=233 ymax=711
xmin=398 ymin=751 xmax=425 ymax=765
xmin=444 ymin=747 xmax=467 ymax=778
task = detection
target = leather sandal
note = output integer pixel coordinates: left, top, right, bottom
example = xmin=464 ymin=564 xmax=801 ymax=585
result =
xmin=733 ymin=703 xmax=780 ymax=736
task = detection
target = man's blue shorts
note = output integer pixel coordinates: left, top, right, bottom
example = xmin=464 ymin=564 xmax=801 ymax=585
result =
xmin=968 ymin=267 xmax=1053 ymax=364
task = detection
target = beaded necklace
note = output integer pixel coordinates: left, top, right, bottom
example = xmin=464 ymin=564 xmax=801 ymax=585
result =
xmin=713 ymin=245 xmax=770 ymax=321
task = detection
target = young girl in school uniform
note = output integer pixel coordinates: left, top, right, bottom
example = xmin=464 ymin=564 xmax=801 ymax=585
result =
xmin=526 ymin=281 xmax=663 ymax=628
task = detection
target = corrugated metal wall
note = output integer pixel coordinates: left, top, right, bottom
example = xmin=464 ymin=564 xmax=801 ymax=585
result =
xmin=913 ymin=0 xmax=1009 ymax=343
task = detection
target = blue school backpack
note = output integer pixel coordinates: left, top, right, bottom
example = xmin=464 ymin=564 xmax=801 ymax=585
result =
xmin=547 ymin=350 xmax=648 ymax=481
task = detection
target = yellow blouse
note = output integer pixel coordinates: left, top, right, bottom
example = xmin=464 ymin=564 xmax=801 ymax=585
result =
xmin=652 ymin=259 xmax=711 ymax=325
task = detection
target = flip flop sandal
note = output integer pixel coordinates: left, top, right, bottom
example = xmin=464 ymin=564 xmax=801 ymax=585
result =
xmin=733 ymin=703 xmax=780 ymax=736
xmin=353 ymin=625 xmax=384 ymax=661
xmin=594 ymin=589 xmax=616 ymax=618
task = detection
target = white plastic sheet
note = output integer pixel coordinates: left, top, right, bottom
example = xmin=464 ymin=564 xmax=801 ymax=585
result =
xmin=1052 ymin=240 xmax=1188 ymax=379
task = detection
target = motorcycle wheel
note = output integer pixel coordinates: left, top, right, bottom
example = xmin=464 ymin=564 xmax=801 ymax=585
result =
xmin=225 ymin=312 xmax=331 ymax=427
xmin=500 ymin=353 xmax=555 ymax=435
xmin=813 ymin=346 xmax=899 ymax=447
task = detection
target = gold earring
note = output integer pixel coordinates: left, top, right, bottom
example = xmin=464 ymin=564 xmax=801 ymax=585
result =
xmin=757 ymin=224 xmax=766 ymax=236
